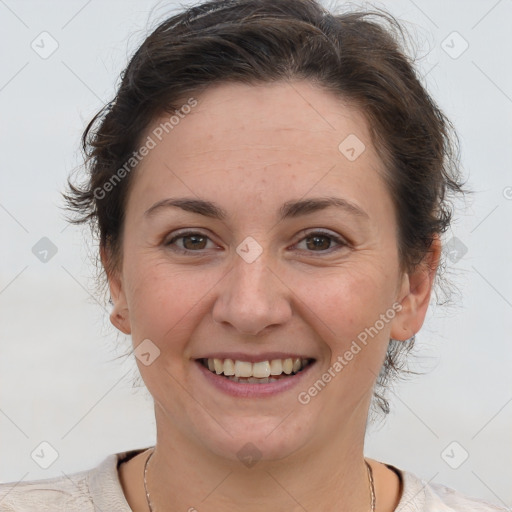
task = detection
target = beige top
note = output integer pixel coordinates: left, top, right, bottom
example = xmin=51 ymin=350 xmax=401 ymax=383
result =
xmin=0 ymin=447 xmax=508 ymax=511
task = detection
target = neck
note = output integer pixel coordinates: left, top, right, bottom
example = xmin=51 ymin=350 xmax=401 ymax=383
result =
xmin=147 ymin=405 xmax=372 ymax=512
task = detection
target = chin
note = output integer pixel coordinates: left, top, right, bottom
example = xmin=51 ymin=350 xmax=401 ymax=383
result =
xmin=192 ymin=414 xmax=314 ymax=465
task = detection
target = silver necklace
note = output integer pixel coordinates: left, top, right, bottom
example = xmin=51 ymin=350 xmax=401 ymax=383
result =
xmin=143 ymin=448 xmax=376 ymax=512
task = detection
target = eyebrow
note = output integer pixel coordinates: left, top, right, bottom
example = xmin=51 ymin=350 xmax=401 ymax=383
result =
xmin=144 ymin=196 xmax=369 ymax=222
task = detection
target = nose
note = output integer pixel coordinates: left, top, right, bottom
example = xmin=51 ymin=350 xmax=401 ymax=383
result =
xmin=211 ymin=249 xmax=293 ymax=336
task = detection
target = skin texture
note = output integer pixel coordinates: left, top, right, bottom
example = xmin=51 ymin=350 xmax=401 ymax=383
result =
xmin=107 ymin=80 xmax=440 ymax=512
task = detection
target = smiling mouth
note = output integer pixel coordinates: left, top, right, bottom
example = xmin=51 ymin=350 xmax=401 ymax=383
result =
xmin=198 ymin=357 xmax=314 ymax=384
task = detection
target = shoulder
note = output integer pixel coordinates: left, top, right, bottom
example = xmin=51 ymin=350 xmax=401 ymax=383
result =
xmin=0 ymin=468 xmax=94 ymax=512
xmin=393 ymin=464 xmax=509 ymax=512
xmin=0 ymin=449 xmax=146 ymax=512
xmin=425 ymin=480 xmax=509 ymax=511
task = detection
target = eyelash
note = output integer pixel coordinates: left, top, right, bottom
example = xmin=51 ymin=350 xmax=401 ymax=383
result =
xmin=164 ymin=230 xmax=348 ymax=255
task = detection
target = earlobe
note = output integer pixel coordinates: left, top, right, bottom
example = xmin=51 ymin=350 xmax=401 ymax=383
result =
xmin=109 ymin=283 xmax=132 ymax=335
xmin=390 ymin=236 xmax=441 ymax=341
xmin=110 ymin=307 xmax=132 ymax=335
xmin=101 ymin=246 xmax=132 ymax=335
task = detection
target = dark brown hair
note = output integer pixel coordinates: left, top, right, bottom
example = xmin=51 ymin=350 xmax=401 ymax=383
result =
xmin=62 ymin=0 xmax=465 ymax=417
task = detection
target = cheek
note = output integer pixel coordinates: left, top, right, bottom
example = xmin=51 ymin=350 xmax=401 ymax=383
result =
xmin=301 ymin=269 xmax=397 ymax=408
xmin=123 ymin=256 xmax=210 ymax=343
xmin=302 ymin=265 xmax=397 ymax=364
xmin=311 ymin=265 xmax=395 ymax=324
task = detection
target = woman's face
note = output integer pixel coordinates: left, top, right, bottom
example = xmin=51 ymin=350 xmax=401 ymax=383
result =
xmin=108 ymin=80 xmax=434 ymax=462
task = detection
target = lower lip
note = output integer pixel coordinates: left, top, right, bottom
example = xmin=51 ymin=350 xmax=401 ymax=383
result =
xmin=194 ymin=360 xmax=315 ymax=398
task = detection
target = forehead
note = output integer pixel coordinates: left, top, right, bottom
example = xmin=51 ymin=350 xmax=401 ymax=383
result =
xmin=159 ymin=80 xmax=375 ymax=159
xmin=128 ymin=80 xmax=388 ymax=217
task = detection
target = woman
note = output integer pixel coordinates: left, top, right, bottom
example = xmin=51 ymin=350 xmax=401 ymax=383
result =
xmin=0 ymin=0 xmax=506 ymax=510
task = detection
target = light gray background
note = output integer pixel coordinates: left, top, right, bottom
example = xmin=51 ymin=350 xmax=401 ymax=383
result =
xmin=1 ymin=0 xmax=511 ymax=508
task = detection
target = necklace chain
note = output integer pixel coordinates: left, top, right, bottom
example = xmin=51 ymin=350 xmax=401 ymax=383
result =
xmin=144 ymin=447 xmax=376 ymax=512
xmin=366 ymin=458 xmax=376 ymax=511
xmin=143 ymin=448 xmax=153 ymax=511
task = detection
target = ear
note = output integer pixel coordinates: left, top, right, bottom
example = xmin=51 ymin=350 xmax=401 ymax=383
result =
xmin=390 ymin=235 xmax=441 ymax=341
xmin=101 ymin=245 xmax=131 ymax=335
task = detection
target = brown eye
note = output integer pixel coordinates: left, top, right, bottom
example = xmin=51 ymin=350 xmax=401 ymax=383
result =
xmin=165 ymin=232 xmax=213 ymax=253
xmin=181 ymin=234 xmax=208 ymax=250
xmin=305 ymin=234 xmax=331 ymax=251
xmin=295 ymin=231 xmax=347 ymax=254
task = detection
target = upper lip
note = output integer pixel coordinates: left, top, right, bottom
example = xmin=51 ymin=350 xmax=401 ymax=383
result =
xmin=195 ymin=352 xmax=315 ymax=363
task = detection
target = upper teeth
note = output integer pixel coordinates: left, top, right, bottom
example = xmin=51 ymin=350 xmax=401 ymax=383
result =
xmin=205 ymin=358 xmax=310 ymax=378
